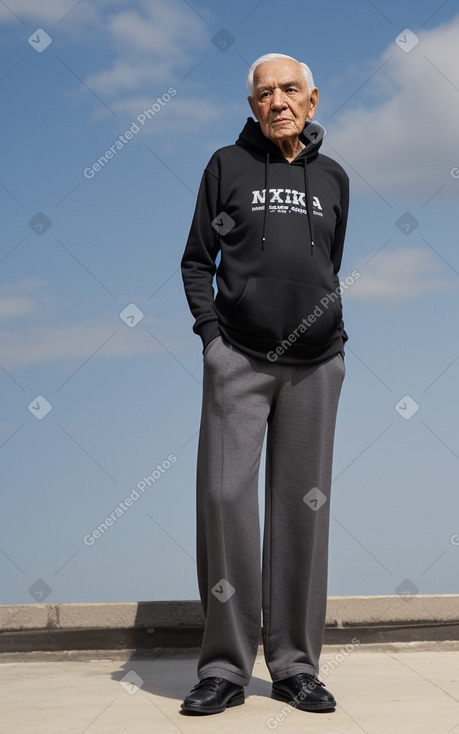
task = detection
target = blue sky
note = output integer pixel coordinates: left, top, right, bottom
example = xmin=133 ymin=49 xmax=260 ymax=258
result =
xmin=0 ymin=0 xmax=458 ymax=606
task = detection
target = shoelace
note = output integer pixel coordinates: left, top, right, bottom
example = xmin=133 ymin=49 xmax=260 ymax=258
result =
xmin=295 ymin=673 xmax=325 ymax=689
xmin=192 ymin=677 xmax=224 ymax=692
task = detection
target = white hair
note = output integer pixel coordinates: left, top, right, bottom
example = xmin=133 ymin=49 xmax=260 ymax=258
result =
xmin=246 ymin=53 xmax=315 ymax=96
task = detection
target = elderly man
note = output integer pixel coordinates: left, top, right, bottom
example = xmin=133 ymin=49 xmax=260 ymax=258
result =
xmin=181 ymin=52 xmax=349 ymax=715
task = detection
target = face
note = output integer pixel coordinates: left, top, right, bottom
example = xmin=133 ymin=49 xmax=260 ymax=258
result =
xmin=248 ymin=58 xmax=318 ymax=147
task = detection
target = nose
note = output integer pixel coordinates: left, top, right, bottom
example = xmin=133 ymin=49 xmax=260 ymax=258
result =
xmin=271 ymin=88 xmax=287 ymax=109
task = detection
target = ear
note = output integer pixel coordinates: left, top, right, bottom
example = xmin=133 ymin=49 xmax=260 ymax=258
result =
xmin=248 ymin=95 xmax=259 ymax=120
xmin=306 ymin=87 xmax=319 ymax=120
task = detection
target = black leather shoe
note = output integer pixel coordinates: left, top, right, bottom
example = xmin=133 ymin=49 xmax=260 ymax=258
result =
xmin=272 ymin=672 xmax=336 ymax=712
xmin=181 ymin=676 xmax=245 ymax=715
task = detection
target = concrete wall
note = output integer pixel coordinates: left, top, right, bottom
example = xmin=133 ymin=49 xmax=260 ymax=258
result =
xmin=1 ymin=595 xmax=458 ymax=653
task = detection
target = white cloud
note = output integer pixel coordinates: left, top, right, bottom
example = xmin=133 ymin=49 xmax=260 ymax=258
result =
xmin=85 ymin=60 xmax=157 ymax=96
xmin=0 ymin=319 xmax=158 ymax=370
xmin=347 ymin=247 xmax=456 ymax=301
xmin=25 ymin=0 xmax=219 ymax=136
xmin=107 ymin=4 xmax=207 ymax=54
xmin=0 ymin=0 xmax=95 ymax=26
xmin=326 ymin=14 xmax=459 ymax=200
xmin=0 ymin=295 xmax=37 ymax=320
xmin=0 ymin=280 xmax=159 ymax=369
xmin=109 ymin=95 xmax=228 ymax=134
xmin=1 ymin=0 xmax=212 ymax=117
xmin=85 ymin=0 xmax=210 ymax=95
xmin=0 ymin=279 xmax=52 ymax=320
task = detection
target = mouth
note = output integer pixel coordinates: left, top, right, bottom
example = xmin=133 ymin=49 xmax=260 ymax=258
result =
xmin=271 ymin=117 xmax=293 ymax=126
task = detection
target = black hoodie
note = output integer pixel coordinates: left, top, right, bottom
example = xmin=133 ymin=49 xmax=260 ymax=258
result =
xmin=181 ymin=117 xmax=349 ymax=365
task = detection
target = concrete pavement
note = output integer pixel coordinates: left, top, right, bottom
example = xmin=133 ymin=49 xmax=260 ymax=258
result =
xmin=1 ymin=641 xmax=458 ymax=733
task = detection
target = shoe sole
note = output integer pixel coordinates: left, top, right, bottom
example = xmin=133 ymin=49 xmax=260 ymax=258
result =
xmin=181 ymin=693 xmax=245 ymax=715
xmin=271 ymin=690 xmax=336 ymax=712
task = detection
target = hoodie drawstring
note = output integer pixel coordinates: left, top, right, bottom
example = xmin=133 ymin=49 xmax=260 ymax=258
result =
xmin=303 ymin=158 xmax=315 ymax=255
xmin=261 ymin=151 xmax=270 ymax=250
xmin=260 ymin=151 xmax=315 ymax=255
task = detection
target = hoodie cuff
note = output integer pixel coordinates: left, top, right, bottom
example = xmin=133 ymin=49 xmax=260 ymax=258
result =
xmin=197 ymin=320 xmax=221 ymax=349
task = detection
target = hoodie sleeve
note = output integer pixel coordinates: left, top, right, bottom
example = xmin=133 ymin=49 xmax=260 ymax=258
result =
xmin=181 ymin=167 xmax=221 ymax=349
xmin=331 ymin=169 xmax=350 ymax=274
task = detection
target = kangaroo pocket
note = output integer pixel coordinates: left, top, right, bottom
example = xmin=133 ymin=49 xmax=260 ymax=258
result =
xmin=234 ymin=276 xmax=341 ymax=345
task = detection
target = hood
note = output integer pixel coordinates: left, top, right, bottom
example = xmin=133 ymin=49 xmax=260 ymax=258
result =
xmin=235 ymin=117 xmax=324 ymax=161
xmin=235 ymin=118 xmax=324 ymax=253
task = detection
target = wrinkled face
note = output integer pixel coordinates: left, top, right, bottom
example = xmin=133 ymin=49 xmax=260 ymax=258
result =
xmin=248 ymin=58 xmax=318 ymax=146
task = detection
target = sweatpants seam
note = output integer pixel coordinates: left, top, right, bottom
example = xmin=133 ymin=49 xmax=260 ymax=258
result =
xmin=264 ymin=363 xmax=282 ymax=669
xmin=266 ymin=419 xmax=274 ymax=667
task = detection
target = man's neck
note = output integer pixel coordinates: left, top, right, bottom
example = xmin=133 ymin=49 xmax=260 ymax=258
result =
xmin=277 ymin=137 xmax=305 ymax=163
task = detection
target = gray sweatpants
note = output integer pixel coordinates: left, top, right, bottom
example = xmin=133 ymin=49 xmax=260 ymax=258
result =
xmin=195 ymin=335 xmax=345 ymax=686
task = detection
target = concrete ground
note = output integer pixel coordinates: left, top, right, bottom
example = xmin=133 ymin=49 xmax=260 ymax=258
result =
xmin=0 ymin=641 xmax=458 ymax=734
